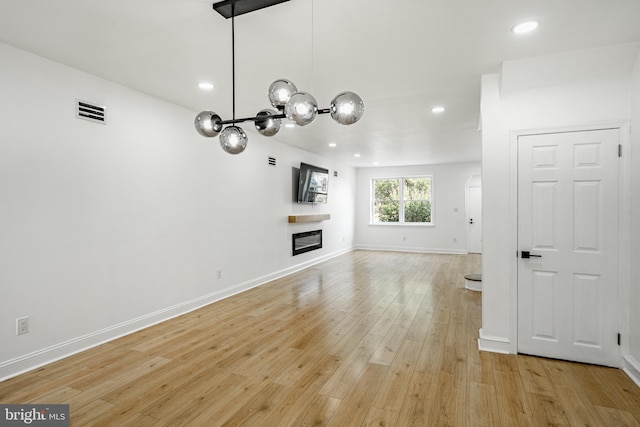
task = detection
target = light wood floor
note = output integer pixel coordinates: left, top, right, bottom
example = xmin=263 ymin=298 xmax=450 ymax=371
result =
xmin=1 ymin=251 xmax=639 ymax=426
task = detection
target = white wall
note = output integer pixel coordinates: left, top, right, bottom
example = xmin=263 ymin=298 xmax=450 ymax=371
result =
xmin=628 ymin=49 xmax=640 ymax=384
xmin=480 ymin=42 xmax=640 ymax=373
xmin=0 ymin=42 xmax=356 ymax=379
xmin=355 ymin=162 xmax=481 ymax=253
xmin=479 ymin=73 xmax=511 ymax=348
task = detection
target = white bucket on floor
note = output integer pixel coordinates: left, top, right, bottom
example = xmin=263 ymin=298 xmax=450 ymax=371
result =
xmin=464 ymin=274 xmax=482 ymax=292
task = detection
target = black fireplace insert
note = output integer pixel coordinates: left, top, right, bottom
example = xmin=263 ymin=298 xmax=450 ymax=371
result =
xmin=292 ymin=230 xmax=322 ymax=256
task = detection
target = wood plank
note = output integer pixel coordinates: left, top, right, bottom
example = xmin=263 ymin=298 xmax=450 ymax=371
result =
xmin=526 ymin=391 xmax=570 ymax=426
xmin=552 ymin=383 xmax=609 ymax=426
xmin=146 ymin=372 xmax=257 ymax=423
xmin=467 ymin=382 xmax=500 ymax=427
xmin=288 ymin=214 xmax=330 ymax=223
xmin=395 ymin=370 xmax=440 ymax=426
xmin=492 ymin=355 xmax=535 ymax=427
xmin=363 ymin=406 xmax=400 ymax=426
xmin=0 ymin=251 xmax=638 ymax=426
xmin=594 ymin=405 xmax=640 ymax=426
xmin=319 ymin=333 xmax=385 ymax=399
xmin=325 ymin=363 xmax=388 ymax=426
xmin=372 ymin=339 xmax=422 ymax=412
xmin=593 ymin=367 xmax=640 ymax=423
xmin=218 ymin=382 xmax=288 ymax=426
xmin=369 ymin=317 xmax=413 ymax=366
xmin=291 ymin=394 xmax=342 ymax=426
xmin=260 ymin=354 xmax=342 ymax=425
xmin=517 ymin=355 xmax=555 ymax=396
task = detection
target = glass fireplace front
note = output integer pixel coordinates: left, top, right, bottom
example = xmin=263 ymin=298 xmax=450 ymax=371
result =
xmin=292 ymin=230 xmax=322 ymax=256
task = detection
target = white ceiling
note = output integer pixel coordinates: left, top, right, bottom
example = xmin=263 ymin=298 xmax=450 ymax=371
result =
xmin=1 ymin=0 xmax=639 ymax=167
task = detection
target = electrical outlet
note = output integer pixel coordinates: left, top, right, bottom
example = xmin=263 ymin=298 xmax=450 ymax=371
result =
xmin=16 ymin=317 xmax=29 ymax=335
xmin=217 ymin=269 xmax=222 ymax=279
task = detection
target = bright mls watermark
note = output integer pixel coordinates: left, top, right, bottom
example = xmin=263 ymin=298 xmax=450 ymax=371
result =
xmin=0 ymin=405 xmax=69 ymax=426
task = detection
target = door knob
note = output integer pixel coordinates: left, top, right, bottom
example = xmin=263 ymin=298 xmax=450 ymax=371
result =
xmin=521 ymin=251 xmax=542 ymax=259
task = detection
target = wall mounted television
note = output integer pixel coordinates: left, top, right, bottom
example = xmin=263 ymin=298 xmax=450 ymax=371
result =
xmin=297 ymin=162 xmax=329 ymax=204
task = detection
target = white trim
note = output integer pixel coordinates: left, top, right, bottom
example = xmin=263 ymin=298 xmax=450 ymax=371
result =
xmin=367 ymin=223 xmax=435 ymax=228
xmin=370 ymin=175 xmax=434 ymax=225
xmin=509 ymin=121 xmax=625 ymax=137
xmin=478 ymin=328 xmax=511 ymax=354
xmin=509 ymin=129 xmax=519 ymax=354
xmin=355 ymin=244 xmax=467 ymax=255
xmin=617 ymin=124 xmax=632 ymax=374
xmin=622 ymin=354 xmax=640 ymax=388
xmin=0 ymin=247 xmax=353 ymax=381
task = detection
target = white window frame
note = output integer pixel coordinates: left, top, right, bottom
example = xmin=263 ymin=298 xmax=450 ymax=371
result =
xmin=370 ymin=175 xmax=434 ymax=226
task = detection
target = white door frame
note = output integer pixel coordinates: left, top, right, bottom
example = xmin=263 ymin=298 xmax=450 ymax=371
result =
xmin=508 ymin=122 xmax=631 ymax=360
xmin=466 ymin=174 xmax=482 ymax=254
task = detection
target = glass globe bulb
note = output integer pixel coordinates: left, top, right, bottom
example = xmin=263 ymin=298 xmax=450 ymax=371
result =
xmin=285 ymin=92 xmax=318 ymax=126
xmin=330 ymin=92 xmax=365 ymax=125
xmin=219 ymin=126 xmax=248 ymax=154
xmin=268 ymin=79 xmax=298 ymax=109
xmin=194 ymin=111 xmax=223 ymax=137
xmin=254 ymin=109 xmax=281 ymax=137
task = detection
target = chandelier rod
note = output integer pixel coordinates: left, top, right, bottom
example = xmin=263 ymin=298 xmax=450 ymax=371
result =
xmin=218 ymin=108 xmax=330 ymax=126
xmin=231 ymin=4 xmax=236 ymax=121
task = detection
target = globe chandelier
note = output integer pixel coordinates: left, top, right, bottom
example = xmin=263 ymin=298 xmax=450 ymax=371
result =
xmin=194 ymin=0 xmax=365 ymax=154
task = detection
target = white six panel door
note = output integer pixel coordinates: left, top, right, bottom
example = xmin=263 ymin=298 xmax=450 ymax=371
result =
xmin=517 ymin=129 xmax=620 ymax=367
xmin=468 ymin=186 xmax=482 ymax=254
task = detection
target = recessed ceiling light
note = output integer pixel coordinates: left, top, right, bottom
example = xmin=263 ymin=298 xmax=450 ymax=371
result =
xmin=354 ymin=153 xmax=361 ymax=158
xmin=198 ymin=82 xmax=214 ymax=90
xmin=284 ymin=123 xmax=295 ymax=128
xmin=328 ymin=142 xmax=337 ymax=148
xmin=512 ymin=20 xmax=540 ymax=34
xmin=373 ymin=162 xmax=379 ymax=166
xmin=431 ymin=106 xmax=445 ymax=114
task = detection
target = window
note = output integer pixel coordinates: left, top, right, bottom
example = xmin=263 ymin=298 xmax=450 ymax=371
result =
xmin=372 ymin=176 xmax=432 ymax=224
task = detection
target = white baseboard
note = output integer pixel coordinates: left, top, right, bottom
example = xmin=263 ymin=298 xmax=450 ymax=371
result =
xmin=0 ymin=247 xmax=352 ymax=381
xmin=477 ymin=328 xmax=511 ymax=354
xmin=622 ymin=354 xmax=640 ymax=387
xmin=355 ymin=244 xmax=467 ymax=255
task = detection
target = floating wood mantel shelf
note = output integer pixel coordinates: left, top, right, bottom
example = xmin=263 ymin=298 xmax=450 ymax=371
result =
xmin=288 ymin=214 xmax=331 ymax=223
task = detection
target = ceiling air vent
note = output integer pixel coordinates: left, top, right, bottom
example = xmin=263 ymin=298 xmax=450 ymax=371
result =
xmin=76 ymin=99 xmax=106 ymax=124
xmin=268 ymin=156 xmax=276 ymax=166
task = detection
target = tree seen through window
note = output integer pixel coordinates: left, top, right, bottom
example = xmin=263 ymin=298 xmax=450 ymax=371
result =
xmin=372 ymin=176 xmax=432 ymax=224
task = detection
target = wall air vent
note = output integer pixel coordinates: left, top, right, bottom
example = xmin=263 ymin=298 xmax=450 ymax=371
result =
xmin=75 ymin=99 xmax=106 ymax=124
xmin=268 ymin=156 xmax=276 ymax=166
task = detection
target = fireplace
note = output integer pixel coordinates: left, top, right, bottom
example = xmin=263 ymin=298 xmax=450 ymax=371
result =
xmin=292 ymin=230 xmax=322 ymax=256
